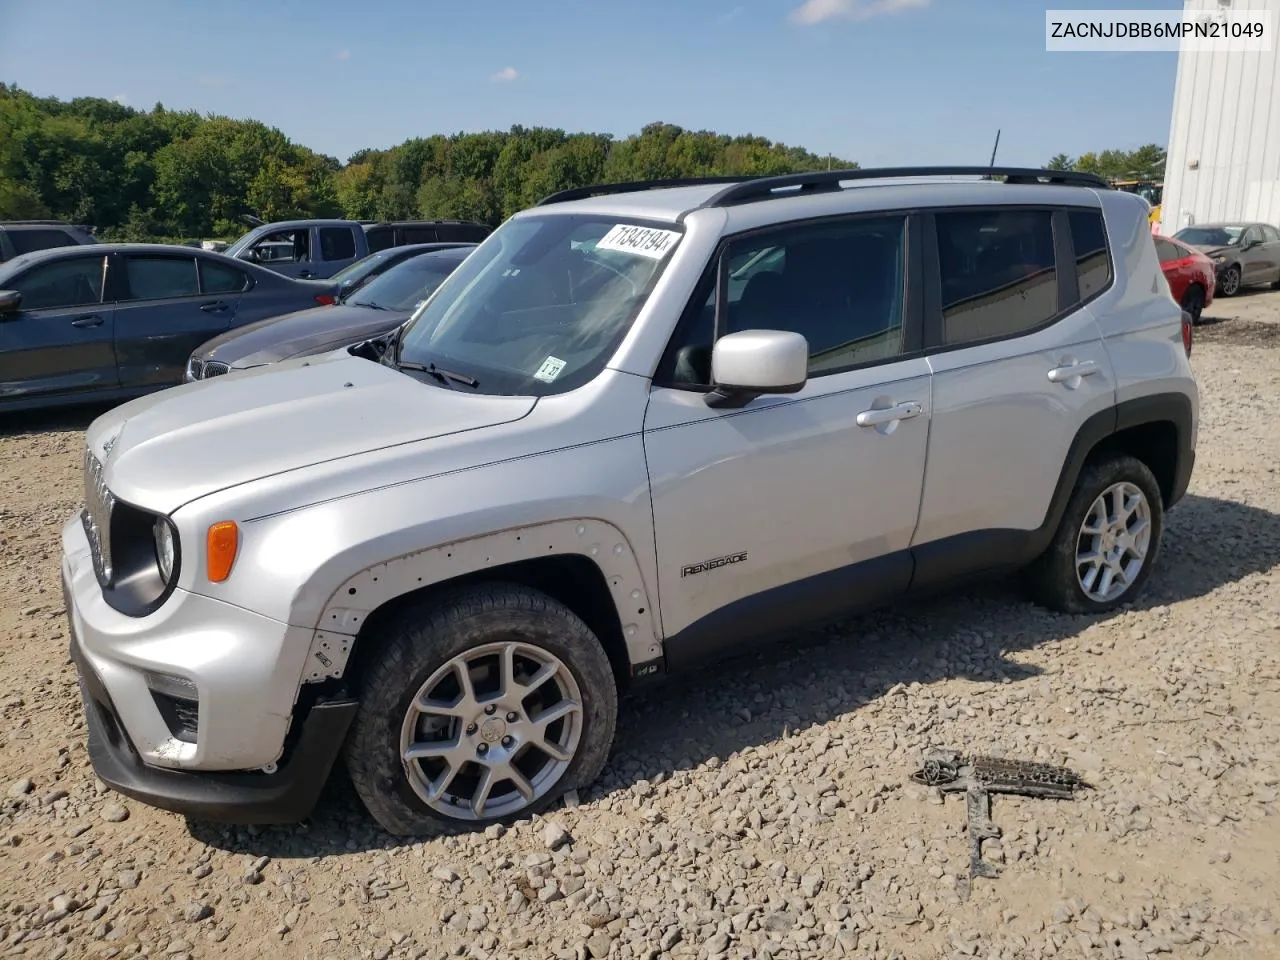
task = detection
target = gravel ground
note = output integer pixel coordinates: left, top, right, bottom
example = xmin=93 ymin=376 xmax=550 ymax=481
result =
xmin=1 ymin=290 xmax=1278 ymax=960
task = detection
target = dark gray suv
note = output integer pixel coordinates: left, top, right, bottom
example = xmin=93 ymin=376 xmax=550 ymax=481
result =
xmin=0 ymin=220 xmax=97 ymax=263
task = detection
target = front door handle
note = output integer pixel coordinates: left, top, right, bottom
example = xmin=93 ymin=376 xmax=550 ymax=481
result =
xmin=1047 ymin=360 xmax=1099 ymax=383
xmin=70 ymin=314 xmax=104 ymax=328
xmin=856 ymin=401 xmax=923 ymax=427
xmin=200 ymin=301 xmax=229 ymax=313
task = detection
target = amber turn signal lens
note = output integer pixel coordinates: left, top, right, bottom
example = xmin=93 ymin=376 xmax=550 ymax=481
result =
xmin=206 ymin=521 xmax=239 ymax=583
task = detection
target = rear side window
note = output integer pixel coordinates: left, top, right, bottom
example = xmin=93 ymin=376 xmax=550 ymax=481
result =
xmin=935 ymin=209 xmax=1057 ymax=346
xmin=319 ymin=228 xmax=356 ymax=261
xmin=123 ymin=256 xmax=200 ymax=300
xmin=199 ymin=259 xmax=250 ymax=294
xmin=8 ymin=229 xmax=78 ymax=256
xmin=1262 ymin=225 xmax=1280 ymax=243
xmin=1068 ymin=209 xmax=1112 ymax=300
xmin=1154 ymin=238 xmax=1181 ymax=263
xmin=365 ymin=227 xmax=394 ymax=253
xmin=401 ymin=226 xmax=438 ymax=244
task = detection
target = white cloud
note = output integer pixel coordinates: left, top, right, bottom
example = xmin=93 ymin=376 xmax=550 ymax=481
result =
xmin=790 ymin=0 xmax=928 ymax=26
xmin=334 ymin=49 xmax=351 ymax=61
xmin=111 ymin=93 xmax=128 ymax=105
xmin=490 ymin=66 xmax=519 ymax=83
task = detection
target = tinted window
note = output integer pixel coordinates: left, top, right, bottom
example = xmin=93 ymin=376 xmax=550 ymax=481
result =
xmin=1262 ymin=225 xmax=1280 ymax=243
xmin=14 ymin=256 xmax=105 ymax=310
xmin=319 ymin=227 xmax=356 ymax=261
xmin=1154 ymin=238 xmax=1181 ymax=262
xmin=365 ymin=227 xmax=394 ymax=253
xmin=401 ymin=227 xmax=438 ymax=244
xmin=1068 ymin=209 xmax=1111 ymax=300
xmin=124 ymin=256 xmax=199 ymax=301
xmin=347 ymin=256 xmax=459 ymax=311
xmin=661 ymin=216 xmax=907 ymax=385
xmin=199 ymin=259 xmax=250 ymax=294
xmin=936 ymin=209 xmax=1057 ymax=346
xmin=248 ymin=230 xmax=308 ymax=264
xmin=8 ymin=229 xmax=78 ymax=256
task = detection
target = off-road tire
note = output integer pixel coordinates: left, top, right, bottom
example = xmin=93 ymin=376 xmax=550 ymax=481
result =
xmin=343 ymin=582 xmax=618 ymax=836
xmin=1025 ymin=454 xmax=1164 ymax=615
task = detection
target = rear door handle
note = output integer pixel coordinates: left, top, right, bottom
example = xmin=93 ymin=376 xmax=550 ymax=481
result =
xmin=70 ymin=314 xmax=104 ymax=328
xmin=856 ymin=401 xmax=923 ymax=427
xmin=1047 ymin=360 xmax=1099 ymax=383
xmin=200 ymin=301 xmax=229 ymax=313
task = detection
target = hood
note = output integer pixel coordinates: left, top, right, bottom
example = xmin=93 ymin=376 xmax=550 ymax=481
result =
xmin=198 ymin=303 xmax=409 ymax=367
xmin=1186 ymin=243 xmax=1232 ymax=260
xmin=86 ymin=354 xmax=535 ymax=515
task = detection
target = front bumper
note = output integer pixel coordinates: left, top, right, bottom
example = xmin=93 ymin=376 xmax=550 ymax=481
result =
xmin=62 ymin=512 xmax=358 ymax=823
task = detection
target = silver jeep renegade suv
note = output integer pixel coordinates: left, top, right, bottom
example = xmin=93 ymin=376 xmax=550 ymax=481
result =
xmin=61 ymin=167 xmax=1198 ymax=835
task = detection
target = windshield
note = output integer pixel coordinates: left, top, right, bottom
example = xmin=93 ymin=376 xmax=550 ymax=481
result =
xmin=347 ymin=255 xmax=460 ymax=312
xmin=224 ymin=229 xmax=260 ymax=258
xmin=332 ymin=251 xmax=389 ymax=287
xmin=1174 ymin=225 xmax=1244 ymax=247
xmin=394 ymin=214 xmax=683 ymax=396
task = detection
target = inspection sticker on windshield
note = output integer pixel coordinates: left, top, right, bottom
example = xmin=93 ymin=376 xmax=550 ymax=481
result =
xmin=533 ymin=356 xmax=567 ymax=383
xmin=596 ymin=224 xmax=681 ymax=260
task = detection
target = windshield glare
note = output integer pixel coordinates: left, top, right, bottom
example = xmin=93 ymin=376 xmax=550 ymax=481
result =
xmin=332 ymin=252 xmax=386 ymax=285
xmin=395 ymin=214 xmax=682 ymax=396
xmin=348 ymin=256 xmax=457 ymax=312
xmin=1175 ymin=226 xmax=1244 ymax=247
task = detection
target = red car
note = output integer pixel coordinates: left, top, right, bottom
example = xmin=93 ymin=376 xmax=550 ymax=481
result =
xmin=1155 ymin=235 xmax=1216 ymax=324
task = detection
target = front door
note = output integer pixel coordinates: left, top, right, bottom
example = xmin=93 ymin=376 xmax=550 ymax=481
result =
xmin=0 ymin=253 xmax=118 ymax=406
xmin=112 ymin=252 xmax=236 ymax=387
xmin=643 ymin=212 xmax=931 ymax=668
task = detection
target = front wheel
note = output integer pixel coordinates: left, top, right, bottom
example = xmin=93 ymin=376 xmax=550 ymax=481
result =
xmin=1218 ymin=264 xmax=1242 ymax=297
xmin=344 ymin=583 xmax=618 ymax=836
xmin=1025 ymin=455 xmax=1164 ymax=615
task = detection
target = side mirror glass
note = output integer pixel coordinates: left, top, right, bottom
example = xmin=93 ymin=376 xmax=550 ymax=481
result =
xmin=705 ymin=329 xmax=808 ymax=409
xmin=0 ymin=290 xmax=22 ymax=318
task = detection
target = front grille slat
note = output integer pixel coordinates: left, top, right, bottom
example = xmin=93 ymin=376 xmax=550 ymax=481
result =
xmin=82 ymin=449 xmax=115 ymax=584
xmin=202 ymin=361 xmax=230 ymax=378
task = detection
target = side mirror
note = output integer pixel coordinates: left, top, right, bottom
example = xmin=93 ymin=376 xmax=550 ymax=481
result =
xmin=705 ymin=329 xmax=808 ymax=409
xmin=0 ymin=290 xmax=21 ymax=318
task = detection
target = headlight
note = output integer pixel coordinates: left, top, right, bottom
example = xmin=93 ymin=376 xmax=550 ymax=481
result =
xmin=1214 ymin=255 xmax=1227 ymax=263
xmin=154 ymin=518 xmax=176 ymax=584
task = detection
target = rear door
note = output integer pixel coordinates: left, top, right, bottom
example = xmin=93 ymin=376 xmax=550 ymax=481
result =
xmin=1258 ymin=225 xmax=1280 ymax=281
xmin=911 ymin=206 xmax=1118 ymax=587
xmin=314 ymin=226 xmax=359 ymax=278
xmin=112 ymin=252 xmax=237 ymax=388
xmin=0 ymin=253 xmax=117 ymax=404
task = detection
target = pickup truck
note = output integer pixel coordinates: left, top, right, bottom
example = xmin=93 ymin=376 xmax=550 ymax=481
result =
xmin=223 ymin=218 xmax=492 ymax=280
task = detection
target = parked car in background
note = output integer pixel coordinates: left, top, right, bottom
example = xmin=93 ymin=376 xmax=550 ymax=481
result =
xmin=223 ymin=218 xmax=492 ymax=280
xmin=0 ymin=244 xmax=340 ymax=412
xmin=0 ymin=220 xmax=97 ymax=263
xmin=186 ymin=245 xmax=472 ymax=381
xmin=1154 ymin=235 xmax=1216 ymax=323
xmin=331 ymin=242 xmax=478 ymax=301
xmin=1171 ymin=221 xmax=1280 ymax=296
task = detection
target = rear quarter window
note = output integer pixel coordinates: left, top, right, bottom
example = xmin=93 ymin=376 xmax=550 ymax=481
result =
xmin=1068 ymin=209 xmax=1112 ymax=301
xmin=7 ymin=229 xmax=79 ymax=256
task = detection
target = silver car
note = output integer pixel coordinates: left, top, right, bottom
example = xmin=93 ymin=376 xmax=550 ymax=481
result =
xmin=61 ymin=167 xmax=1198 ymax=835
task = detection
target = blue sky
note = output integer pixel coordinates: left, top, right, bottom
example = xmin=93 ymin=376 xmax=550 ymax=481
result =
xmin=0 ymin=0 xmax=1182 ymax=167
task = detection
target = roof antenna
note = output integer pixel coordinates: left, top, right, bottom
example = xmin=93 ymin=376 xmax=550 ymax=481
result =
xmin=984 ymin=129 xmax=1001 ymax=179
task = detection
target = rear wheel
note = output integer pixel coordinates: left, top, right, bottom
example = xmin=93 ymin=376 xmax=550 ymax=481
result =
xmin=1026 ymin=455 xmax=1164 ymax=615
xmin=344 ymin=583 xmax=618 ymax=836
xmin=1180 ymin=285 xmax=1205 ymax=324
xmin=1218 ymin=264 xmax=1242 ymax=297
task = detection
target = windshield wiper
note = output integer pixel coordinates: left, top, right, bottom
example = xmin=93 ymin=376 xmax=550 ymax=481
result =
xmin=394 ymin=360 xmax=478 ymax=388
xmin=354 ymin=301 xmax=389 ymax=311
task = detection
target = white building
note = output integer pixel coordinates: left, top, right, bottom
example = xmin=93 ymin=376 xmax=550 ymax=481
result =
xmin=1161 ymin=0 xmax=1280 ymax=234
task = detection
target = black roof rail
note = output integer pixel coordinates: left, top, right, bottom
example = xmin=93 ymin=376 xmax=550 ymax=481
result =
xmin=702 ymin=166 xmax=1111 ymax=208
xmin=0 ymin=219 xmax=75 ymax=226
xmin=537 ymin=176 xmax=770 ymax=207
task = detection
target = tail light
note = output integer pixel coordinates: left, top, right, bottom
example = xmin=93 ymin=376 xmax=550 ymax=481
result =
xmin=1180 ymin=310 xmax=1193 ymax=357
xmin=314 ymin=293 xmax=336 ymax=306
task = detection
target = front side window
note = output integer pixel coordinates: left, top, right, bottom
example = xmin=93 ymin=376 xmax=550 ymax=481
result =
xmin=936 ymin=209 xmax=1058 ymax=346
xmin=396 ymin=214 xmax=681 ymax=396
xmin=15 ymin=257 xmax=106 ymax=310
xmin=124 ymin=256 xmax=200 ymax=301
xmin=242 ymin=229 xmax=309 ymax=264
xmin=347 ymin=255 xmax=460 ymax=312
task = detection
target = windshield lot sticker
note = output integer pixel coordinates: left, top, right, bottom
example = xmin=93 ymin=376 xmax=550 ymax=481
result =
xmin=596 ymin=224 xmax=681 ymax=260
xmin=534 ymin=356 xmax=567 ymax=383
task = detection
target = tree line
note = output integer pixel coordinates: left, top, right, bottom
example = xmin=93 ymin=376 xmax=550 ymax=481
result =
xmin=0 ymin=84 xmax=852 ymax=243
xmin=1046 ymin=144 xmax=1166 ymax=181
